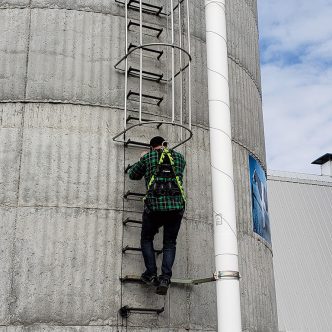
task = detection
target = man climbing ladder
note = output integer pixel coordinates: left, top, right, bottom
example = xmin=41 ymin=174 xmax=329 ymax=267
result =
xmin=128 ymin=136 xmax=186 ymax=295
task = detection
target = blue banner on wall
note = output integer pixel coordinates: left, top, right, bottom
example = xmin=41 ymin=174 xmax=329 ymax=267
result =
xmin=249 ymin=155 xmax=271 ymax=244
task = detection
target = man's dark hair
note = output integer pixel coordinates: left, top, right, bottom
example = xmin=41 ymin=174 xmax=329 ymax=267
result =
xmin=150 ymin=136 xmax=166 ymax=148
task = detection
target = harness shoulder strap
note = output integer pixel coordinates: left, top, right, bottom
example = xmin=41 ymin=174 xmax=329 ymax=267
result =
xmin=147 ymin=149 xmax=166 ymax=190
xmin=165 ymin=149 xmax=186 ymax=202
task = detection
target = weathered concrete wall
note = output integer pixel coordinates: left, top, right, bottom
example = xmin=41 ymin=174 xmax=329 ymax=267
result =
xmin=227 ymin=1 xmax=278 ymax=331
xmin=0 ymin=0 xmax=277 ymax=331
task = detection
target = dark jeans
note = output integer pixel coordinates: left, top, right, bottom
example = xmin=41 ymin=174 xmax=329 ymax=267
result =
xmin=141 ymin=207 xmax=184 ymax=280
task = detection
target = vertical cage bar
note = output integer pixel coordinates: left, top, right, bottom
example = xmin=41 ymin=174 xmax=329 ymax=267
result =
xmin=139 ymin=0 xmax=143 ymax=123
xmin=171 ymin=0 xmax=175 ymax=123
xmin=178 ymin=0 xmax=183 ymax=138
xmin=124 ymin=0 xmax=128 ymax=130
xmin=186 ymin=0 xmax=192 ymax=130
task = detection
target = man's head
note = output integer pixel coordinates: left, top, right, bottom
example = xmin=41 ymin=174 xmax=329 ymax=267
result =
xmin=150 ymin=136 xmax=167 ymax=150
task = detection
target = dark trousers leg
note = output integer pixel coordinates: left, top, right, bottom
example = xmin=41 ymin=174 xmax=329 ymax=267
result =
xmin=160 ymin=210 xmax=184 ymax=280
xmin=140 ymin=209 xmax=161 ymax=276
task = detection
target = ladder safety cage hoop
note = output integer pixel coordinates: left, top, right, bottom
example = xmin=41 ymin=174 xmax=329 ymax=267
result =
xmin=113 ymin=121 xmax=193 ymax=150
xmin=113 ymin=0 xmax=193 ymax=149
xmin=114 ymin=43 xmax=192 ymax=80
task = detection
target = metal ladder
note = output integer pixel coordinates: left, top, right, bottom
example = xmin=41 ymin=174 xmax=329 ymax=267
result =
xmin=113 ymin=0 xmax=214 ymax=324
xmin=113 ymin=0 xmax=193 ymax=148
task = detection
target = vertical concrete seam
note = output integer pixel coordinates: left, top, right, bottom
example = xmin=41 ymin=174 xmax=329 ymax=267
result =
xmin=8 ymin=103 xmax=27 ymax=323
xmin=8 ymin=204 xmax=19 ymax=323
xmin=7 ymin=2 xmax=32 ymax=313
xmin=0 ymin=105 xmax=3 ymax=126
xmin=15 ymin=104 xmax=26 ymax=208
xmin=186 ymin=221 xmax=190 ymax=328
xmin=23 ymin=0 xmax=32 ymax=100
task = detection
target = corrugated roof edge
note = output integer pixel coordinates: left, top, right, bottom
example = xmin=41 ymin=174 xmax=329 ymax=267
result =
xmin=267 ymin=170 xmax=332 ymax=186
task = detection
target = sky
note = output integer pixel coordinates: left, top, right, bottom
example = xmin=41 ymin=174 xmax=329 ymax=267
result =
xmin=257 ymin=0 xmax=332 ymax=174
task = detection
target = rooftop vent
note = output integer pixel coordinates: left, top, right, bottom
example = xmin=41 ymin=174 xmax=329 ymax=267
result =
xmin=312 ymin=153 xmax=332 ymax=176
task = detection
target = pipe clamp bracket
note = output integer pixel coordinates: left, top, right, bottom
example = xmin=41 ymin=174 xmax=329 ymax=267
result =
xmin=214 ymin=271 xmax=240 ymax=280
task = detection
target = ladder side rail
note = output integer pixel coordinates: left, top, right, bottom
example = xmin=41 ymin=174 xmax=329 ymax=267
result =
xmin=124 ymin=0 xmax=129 ymax=130
xmin=170 ymin=0 xmax=175 ymax=123
xmin=186 ymin=0 xmax=192 ymax=130
xmin=172 ymin=0 xmax=185 ymax=12
xmin=139 ymin=0 xmax=143 ymax=123
xmin=178 ymin=0 xmax=184 ymax=139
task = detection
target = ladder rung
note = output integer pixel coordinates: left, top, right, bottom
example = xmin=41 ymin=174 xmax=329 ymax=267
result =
xmin=124 ymin=164 xmax=132 ymax=173
xmin=123 ymin=218 xmax=142 ymax=225
xmin=127 ymin=0 xmax=163 ymax=16
xmin=127 ymin=90 xmax=163 ymax=106
xmin=120 ymin=274 xmax=216 ymax=285
xmin=126 ymin=115 xmax=154 ymax=123
xmin=128 ymin=20 xmax=163 ymax=38
xmin=119 ymin=305 xmax=164 ymax=318
xmin=124 ymin=139 xmax=150 ymax=148
xmin=126 ymin=116 xmax=164 ymax=129
xmin=123 ymin=191 xmax=145 ymax=198
xmin=129 ymin=43 xmax=164 ymax=60
xmin=122 ymin=245 xmax=162 ymax=255
xmin=128 ymin=67 xmax=164 ymax=82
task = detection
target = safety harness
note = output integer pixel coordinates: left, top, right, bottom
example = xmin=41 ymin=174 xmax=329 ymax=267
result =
xmin=145 ymin=148 xmax=186 ymax=202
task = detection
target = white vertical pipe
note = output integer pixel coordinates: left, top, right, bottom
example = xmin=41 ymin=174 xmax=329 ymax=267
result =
xmin=205 ymin=1 xmax=242 ymax=332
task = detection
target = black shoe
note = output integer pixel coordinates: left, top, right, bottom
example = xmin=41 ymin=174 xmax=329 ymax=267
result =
xmin=141 ymin=273 xmax=159 ymax=286
xmin=156 ymin=278 xmax=170 ymax=295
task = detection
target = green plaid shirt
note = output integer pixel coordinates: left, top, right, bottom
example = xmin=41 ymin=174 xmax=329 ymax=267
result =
xmin=128 ymin=149 xmax=186 ymax=211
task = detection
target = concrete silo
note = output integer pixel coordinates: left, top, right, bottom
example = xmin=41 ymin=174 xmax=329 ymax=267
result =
xmin=0 ymin=0 xmax=278 ymax=331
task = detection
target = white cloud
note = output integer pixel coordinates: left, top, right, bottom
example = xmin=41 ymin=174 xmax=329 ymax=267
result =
xmin=259 ymin=0 xmax=332 ymax=48
xmin=258 ymin=0 xmax=332 ymax=174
